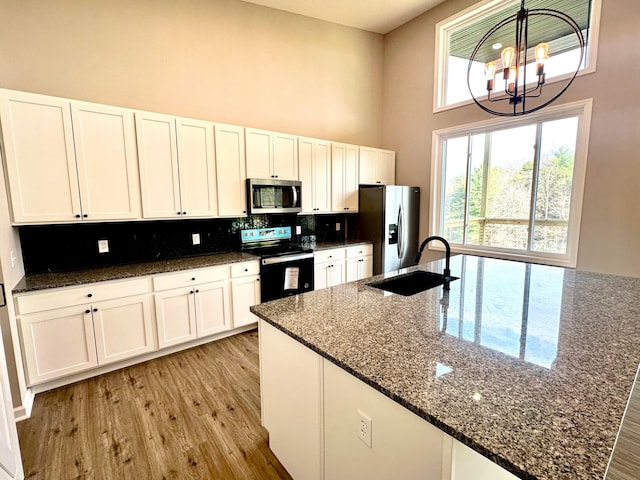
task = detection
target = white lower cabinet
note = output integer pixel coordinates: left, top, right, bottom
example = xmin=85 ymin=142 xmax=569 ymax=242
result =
xmin=231 ymin=274 xmax=261 ymax=328
xmin=19 ymin=306 xmax=98 ymax=385
xmin=92 ymin=295 xmax=154 ymax=365
xmin=153 ymin=265 xmax=233 ymax=348
xmin=345 ymin=244 xmax=374 ymax=282
xmin=315 ymin=244 xmax=372 ymax=290
xmin=154 ymin=286 xmax=199 ymax=348
xmin=17 ymin=284 xmax=154 ymax=385
xmin=260 ymin=320 xmax=520 ymax=480
xmin=15 ymin=260 xmax=260 ymax=388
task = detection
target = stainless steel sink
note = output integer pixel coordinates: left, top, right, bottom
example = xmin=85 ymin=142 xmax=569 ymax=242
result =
xmin=367 ymin=270 xmax=458 ymax=296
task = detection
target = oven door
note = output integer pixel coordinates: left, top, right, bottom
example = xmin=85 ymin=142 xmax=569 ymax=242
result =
xmin=260 ymin=253 xmax=314 ymax=302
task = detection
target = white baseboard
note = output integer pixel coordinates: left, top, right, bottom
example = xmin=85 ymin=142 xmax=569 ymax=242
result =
xmin=13 ymin=388 xmax=34 ymax=422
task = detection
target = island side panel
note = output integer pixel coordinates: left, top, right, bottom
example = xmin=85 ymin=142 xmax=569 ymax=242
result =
xmin=259 ymin=320 xmax=323 ymax=480
xmin=323 ymin=358 xmax=444 ymax=480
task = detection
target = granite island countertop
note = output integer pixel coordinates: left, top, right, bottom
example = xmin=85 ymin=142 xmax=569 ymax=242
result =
xmin=251 ymin=255 xmax=640 ymax=480
xmin=13 ymin=251 xmax=259 ymax=293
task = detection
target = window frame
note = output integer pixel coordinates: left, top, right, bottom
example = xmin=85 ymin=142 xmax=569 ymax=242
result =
xmin=430 ymin=98 xmax=593 ymax=267
xmin=433 ymin=0 xmax=602 ymax=113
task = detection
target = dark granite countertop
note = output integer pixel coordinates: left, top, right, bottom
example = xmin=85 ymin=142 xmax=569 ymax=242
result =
xmin=301 ymin=239 xmax=372 ymax=251
xmin=251 ymin=255 xmax=640 ymax=480
xmin=13 ymin=252 xmax=259 ymax=293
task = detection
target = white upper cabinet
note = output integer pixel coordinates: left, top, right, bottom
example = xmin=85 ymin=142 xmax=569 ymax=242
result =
xmin=0 ymin=90 xmax=140 ymax=223
xmin=136 ymin=112 xmax=182 ymax=218
xmin=359 ymin=146 xmax=396 ymax=185
xmin=331 ymin=143 xmax=359 ymax=213
xmin=246 ymin=128 xmax=298 ymax=180
xmin=136 ymin=112 xmax=218 ymax=219
xmin=299 ymin=137 xmax=331 ymax=214
xmin=214 ymin=123 xmax=247 ymax=217
xmin=71 ymin=102 xmax=141 ymax=220
xmin=176 ymin=117 xmax=218 ymax=217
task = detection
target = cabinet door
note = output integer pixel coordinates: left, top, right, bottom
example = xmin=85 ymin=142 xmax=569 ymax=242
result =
xmin=0 ymin=90 xmax=81 ymax=223
xmin=378 ymin=150 xmax=396 ymax=185
xmin=245 ymin=128 xmax=272 ymax=179
xmin=154 ymin=287 xmax=197 ymax=348
xmin=298 ymin=137 xmax=315 ymax=213
xmin=327 ymin=261 xmax=346 ymax=288
xmin=347 ymin=256 xmax=373 ymax=282
xmin=344 ymin=144 xmax=359 ymax=212
xmin=176 ymin=117 xmax=218 ymax=217
xmin=71 ymin=102 xmax=141 ymax=221
xmin=360 ymin=255 xmax=373 ymax=280
xmin=272 ymin=132 xmax=298 ymax=180
xmin=231 ymin=275 xmax=260 ymax=328
xmin=19 ymin=306 xmax=98 ymax=385
xmin=92 ymin=295 xmax=154 ymax=365
xmin=314 ymin=263 xmax=329 ymax=290
xmin=314 ymin=140 xmax=332 ymax=213
xmin=331 ymin=143 xmax=346 ymax=212
xmin=359 ymin=146 xmax=379 ymax=185
xmin=195 ymin=281 xmax=231 ymax=337
xmin=346 ymin=258 xmax=359 ymax=283
xmin=135 ymin=112 xmax=182 ymax=219
xmin=215 ymin=123 xmax=247 ymax=217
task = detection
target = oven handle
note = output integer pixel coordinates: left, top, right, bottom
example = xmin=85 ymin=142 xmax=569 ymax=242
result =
xmin=261 ymin=252 xmax=314 ymax=265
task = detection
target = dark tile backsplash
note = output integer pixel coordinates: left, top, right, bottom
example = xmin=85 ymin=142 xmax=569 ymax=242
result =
xmin=20 ymin=213 xmax=357 ymax=273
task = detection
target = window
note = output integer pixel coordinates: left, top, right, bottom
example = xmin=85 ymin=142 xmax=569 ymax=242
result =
xmin=434 ymin=0 xmax=601 ymax=111
xmin=430 ymin=99 xmax=591 ymax=267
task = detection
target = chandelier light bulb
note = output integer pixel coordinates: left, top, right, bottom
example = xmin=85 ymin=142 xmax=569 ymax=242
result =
xmin=535 ymin=43 xmax=549 ymax=63
xmin=485 ymin=61 xmax=497 ymax=91
xmin=501 ymin=47 xmax=515 ymax=70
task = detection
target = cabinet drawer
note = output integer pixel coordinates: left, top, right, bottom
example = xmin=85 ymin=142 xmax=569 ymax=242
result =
xmin=314 ymin=248 xmax=346 ymax=264
xmin=16 ymin=278 xmax=149 ymax=315
xmin=346 ymin=244 xmax=373 ymax=258
xmin=153 ymin=266 xmax=230 ymax=291
xmin=231 ymin=261 xmax=260 ymax=278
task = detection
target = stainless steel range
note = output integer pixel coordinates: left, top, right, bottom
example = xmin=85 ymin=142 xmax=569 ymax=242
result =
xmin=240 ymin=227 xmax=314 ymax=302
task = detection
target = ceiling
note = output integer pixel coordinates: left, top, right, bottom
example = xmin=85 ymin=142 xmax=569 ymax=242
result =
xmin=239 ymin=0 xmax=447 ymax=34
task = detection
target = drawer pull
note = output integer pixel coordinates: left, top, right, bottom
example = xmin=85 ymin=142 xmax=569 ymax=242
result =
xmin=191 ymin=277 xmax=196 ymax=281
xmin=85 ymin=309 xmax=90 ymax=314
xmin=93 ymin=308 xmax=98 ymax=312
xmin=87 ymin=293 xmax=93 ymax=298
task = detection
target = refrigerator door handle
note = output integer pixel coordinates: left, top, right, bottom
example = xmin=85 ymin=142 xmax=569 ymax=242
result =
xmin=397 ymin=202 xmax=404 ymax=259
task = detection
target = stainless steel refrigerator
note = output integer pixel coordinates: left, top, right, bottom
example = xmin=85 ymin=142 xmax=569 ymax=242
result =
xmin=356 ymin=185 xmax=420 ymax=275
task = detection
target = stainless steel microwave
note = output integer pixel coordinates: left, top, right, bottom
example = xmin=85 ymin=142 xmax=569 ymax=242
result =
xmin=247 ymin=178 xmax=302 ymax=214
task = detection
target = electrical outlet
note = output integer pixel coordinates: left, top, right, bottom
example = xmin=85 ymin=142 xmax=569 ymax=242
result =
xmin=295 ymin=225 xmax=302 ymax=235
xmin=98 ymin=239 xmax=109 ymax=254
xmin=10 ymin=251 xmax=16 ymax=268
xmin=357 ymin=409 xmax=372 ymax=448
xmin=192 ymin=233 xmax=201 ymax=246
xmin=335 ymin=222 xmax=341 ymax=231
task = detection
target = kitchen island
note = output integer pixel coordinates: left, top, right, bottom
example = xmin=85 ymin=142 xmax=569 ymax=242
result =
xmin=251 ymin=255 xmax=640 ymax=480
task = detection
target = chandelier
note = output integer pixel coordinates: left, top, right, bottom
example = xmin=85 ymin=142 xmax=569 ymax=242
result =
xmin=467 ymin=0 xmax=585 ymax=116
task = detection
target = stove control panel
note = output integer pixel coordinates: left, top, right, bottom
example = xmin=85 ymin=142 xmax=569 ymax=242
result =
xmin=241 ymin=226 xmax=292 ymax=244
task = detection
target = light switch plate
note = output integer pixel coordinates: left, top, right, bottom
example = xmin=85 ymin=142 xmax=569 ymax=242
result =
xmin=192 ymin=233 xmax=201 ymax=245
xmin=335 ymin=222 xmax=341 ymax=231
xmin=98 ymin=239 xmax=109 ymax=254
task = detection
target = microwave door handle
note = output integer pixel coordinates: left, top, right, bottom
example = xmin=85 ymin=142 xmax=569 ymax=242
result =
xmin=292 ymin=185 xmax=298 ymax=208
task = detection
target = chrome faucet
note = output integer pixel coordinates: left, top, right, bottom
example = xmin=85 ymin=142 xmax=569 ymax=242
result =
xmin=415 ymin=236 xmax=452 ymax=278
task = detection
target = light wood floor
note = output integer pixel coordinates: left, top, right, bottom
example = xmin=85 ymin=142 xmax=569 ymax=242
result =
xmin=605 ymin=369 xmax=640 ymax=480
xmin=17 ymin=330 xmax=292 ymax=480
